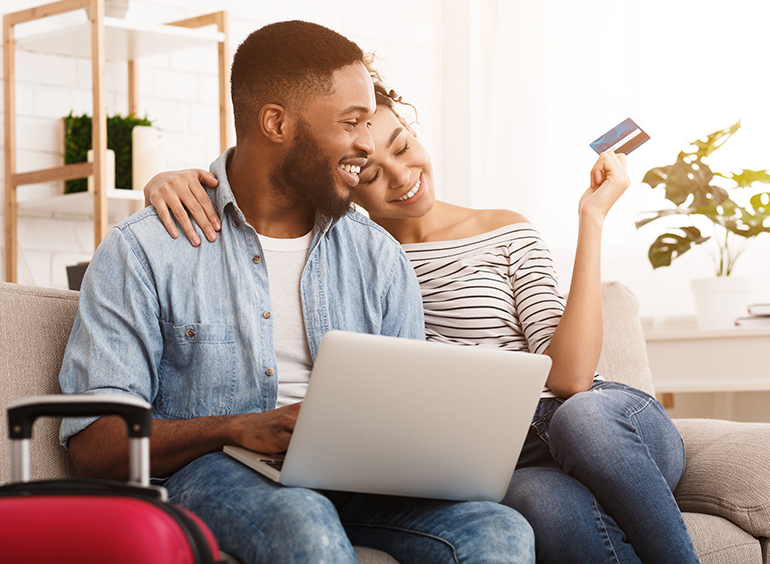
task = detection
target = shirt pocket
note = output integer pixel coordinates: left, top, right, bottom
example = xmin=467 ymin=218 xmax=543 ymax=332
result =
xmin=157 ymin=322 xmax=236 ymax=419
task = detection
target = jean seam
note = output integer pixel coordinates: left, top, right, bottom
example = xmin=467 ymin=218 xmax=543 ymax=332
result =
xmin=344 ymin=522 xmax=460 ymax=564
xmin=589 ymin=496 xmax=622 ymax=564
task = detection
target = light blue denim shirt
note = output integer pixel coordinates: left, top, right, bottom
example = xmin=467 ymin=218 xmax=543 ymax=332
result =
xmin=59 ymin=148 xmax=425 ymax=446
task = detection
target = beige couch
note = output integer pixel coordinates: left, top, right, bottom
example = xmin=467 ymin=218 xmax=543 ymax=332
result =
xmin=1 ymin=280 xmax=768 ymax=564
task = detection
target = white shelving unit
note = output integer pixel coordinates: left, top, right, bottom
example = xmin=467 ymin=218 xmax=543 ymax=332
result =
xmin=4 ymin=0 xmax=230 ymax=283
xmin=15 ymin=16 xmax=225 ymax=60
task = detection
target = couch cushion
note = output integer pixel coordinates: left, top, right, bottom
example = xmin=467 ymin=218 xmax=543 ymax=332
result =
xmin=596 ymin=281 xmax=656 ymax=395
xmin=354 ymin=546 xmax=400 ymax=564
xmin=683 ymin=512 xmax=763 ymax=564
xmin=675 ymin=418 xmax=770 ymax=538
xmin=0 ymin=282 xmax=79 ymax=484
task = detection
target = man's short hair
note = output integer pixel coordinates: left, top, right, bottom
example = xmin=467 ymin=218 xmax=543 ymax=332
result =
xmin=231 ymin=20 xmax=365 ymax=138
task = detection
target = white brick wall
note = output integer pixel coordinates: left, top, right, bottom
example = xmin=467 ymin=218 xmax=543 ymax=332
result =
xmin=1 ymin=0 xmax=445 ymax=288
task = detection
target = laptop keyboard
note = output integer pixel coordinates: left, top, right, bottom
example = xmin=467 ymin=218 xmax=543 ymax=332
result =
xmin=260 ymin=458 xmax=284 ymax=471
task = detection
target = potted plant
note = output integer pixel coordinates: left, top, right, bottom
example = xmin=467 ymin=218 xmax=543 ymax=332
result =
xmin=635 ymin=120 xmax=770 ymax=329
xmin=63 ymin=112 xmax=153 ymax=194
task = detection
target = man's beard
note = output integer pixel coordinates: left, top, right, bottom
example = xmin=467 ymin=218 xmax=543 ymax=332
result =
xmin=270 ymin=120 xmax=353 ymax=219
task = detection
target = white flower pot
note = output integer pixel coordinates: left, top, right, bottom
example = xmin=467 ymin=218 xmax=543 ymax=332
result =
xmin=690 ymin=277 xmax=752 ymax=330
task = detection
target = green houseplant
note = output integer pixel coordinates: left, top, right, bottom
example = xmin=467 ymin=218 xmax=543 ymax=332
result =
xmin=635 ymin=120 xmax=770 ymax=276
xmin=636 ymin=121 xmax=770 ymax=329
xmin=63 ymin=112 xmax=153 ymax=194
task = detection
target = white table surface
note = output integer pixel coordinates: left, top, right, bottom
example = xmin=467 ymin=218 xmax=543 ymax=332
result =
xmin=643 ymin=319 xmax=770 ymax=393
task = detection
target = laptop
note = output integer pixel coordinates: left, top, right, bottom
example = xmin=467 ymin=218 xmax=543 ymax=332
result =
xmin=224 ymin=330 xmax=551 ymax=502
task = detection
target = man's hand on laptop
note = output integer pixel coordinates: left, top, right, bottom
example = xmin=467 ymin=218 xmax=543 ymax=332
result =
xmin=235 ymin=402 xmax=301 ymax=454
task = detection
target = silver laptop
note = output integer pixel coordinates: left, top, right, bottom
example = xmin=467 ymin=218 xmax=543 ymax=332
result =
xmin=224 ymin=330 xmax=551 ymax=502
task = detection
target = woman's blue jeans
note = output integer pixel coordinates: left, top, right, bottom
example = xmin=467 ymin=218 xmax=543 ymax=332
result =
xmin=503 ymin=381 xmax=699 ymax=564
xmin=163 ymin=451 xmax=534 ymax=564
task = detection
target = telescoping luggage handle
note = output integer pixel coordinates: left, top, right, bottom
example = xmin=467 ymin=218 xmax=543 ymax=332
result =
xmin=7 ymin=395 xmax=152 ymax=487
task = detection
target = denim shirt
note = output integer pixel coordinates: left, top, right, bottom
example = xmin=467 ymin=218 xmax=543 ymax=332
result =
xmin=59 ymin=148 xmax=425 ymax=446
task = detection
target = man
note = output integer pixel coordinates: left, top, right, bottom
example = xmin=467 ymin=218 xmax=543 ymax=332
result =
xmin=59 ymin=21 xmax=534 ymax=564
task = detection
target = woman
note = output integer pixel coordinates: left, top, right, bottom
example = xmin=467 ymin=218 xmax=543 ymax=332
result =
xmin=144 ymin=83 xmax=699 ymax=564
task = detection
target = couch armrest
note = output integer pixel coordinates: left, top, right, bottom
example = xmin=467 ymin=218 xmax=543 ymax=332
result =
xmin=674 ymin=418 xmax=770 ymax=538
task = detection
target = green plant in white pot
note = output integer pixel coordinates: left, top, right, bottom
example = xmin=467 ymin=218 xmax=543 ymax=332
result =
xmin=636 ymin=120 xmax=770 ymax=329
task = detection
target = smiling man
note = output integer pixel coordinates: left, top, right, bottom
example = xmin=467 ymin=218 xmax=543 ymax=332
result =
xmin=58 ymin=21 xmax=534 ymax=564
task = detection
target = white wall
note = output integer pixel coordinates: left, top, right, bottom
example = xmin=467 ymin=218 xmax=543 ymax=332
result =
xmin=0 ymin=0 xmax=445 ymax=288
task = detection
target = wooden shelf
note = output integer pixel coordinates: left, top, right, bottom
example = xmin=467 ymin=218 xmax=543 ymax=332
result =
xmin=17 ymin=189 xmax=144 ymax=219
xmin=15 ymin=16 xmax=225 ymax=60
xmin=4 ymin=1 xmax=230 ymax=283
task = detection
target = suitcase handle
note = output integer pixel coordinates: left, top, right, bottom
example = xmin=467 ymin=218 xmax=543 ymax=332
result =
xmin=7 ymin=395 xmax=152 ymax=486
xmin=8 ymin=394 xmax=152 ymax=439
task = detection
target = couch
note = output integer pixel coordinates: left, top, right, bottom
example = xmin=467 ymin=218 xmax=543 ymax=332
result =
xmin=1 ymin=280 xmax=768 ymax=564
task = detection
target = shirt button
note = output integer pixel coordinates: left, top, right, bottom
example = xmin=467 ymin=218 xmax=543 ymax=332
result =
xmin=263 ymin=311 xmax=271 ymax=319
xmin=232 ymin=220 xmax=239 ymax=227
xmin=253 ymin=255 xmax=262 ymax=264
xmin=265 ymin=368 xmax=274 ymax=377
xmin=185 ymin=329 xmax=195 ymax=338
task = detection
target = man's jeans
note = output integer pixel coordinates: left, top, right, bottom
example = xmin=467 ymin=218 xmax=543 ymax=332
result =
xmin=164 ymin=452 xmax=535 ymax=564
xmin=504 ymin=381 xmax=699 ymax=564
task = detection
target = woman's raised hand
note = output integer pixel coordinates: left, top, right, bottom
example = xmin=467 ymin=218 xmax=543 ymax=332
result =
xmin=578 ymin=151 xmax=630 ymax=224
xmin=143 ymin=169 xmax=222 ymax=246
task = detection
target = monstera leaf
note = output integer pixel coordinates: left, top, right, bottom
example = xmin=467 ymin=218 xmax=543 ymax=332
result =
xmin=648 ymin=227 xmax=710 ymax=269
xmin=716 ymin=169 xmax=770 ymax=187
xmin=641 ymin=153 xmax=729 ymax=208
xmin=638 ymin=121 xmax=770 ymax=275
xmin=751 ymin=192 xmax=770 ymax=214
xmin=695 ymin=196 xmax=770 ymax=238
xmin=686 ymin=120 xmax=741 ymax=159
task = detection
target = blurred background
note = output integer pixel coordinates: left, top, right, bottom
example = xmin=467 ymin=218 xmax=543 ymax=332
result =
xmin=2 ymin=0 xmax=769 ymax=419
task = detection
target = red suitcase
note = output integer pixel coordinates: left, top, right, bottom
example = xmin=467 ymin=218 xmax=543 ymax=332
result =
xmin=0 ymin=395 xmax=222 ymax=564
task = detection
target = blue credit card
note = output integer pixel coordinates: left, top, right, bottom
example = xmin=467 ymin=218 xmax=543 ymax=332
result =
xmin=590 ymin=118 xmax=650 ymax=155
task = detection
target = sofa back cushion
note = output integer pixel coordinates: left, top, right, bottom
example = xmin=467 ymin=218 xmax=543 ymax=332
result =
xmin=0 ymin=280 xmax=654 ymax=484
xmin=596 ymin=281 xmax=656 ymax=396
xmin=0 ymin=282 xmax=79 ymax=484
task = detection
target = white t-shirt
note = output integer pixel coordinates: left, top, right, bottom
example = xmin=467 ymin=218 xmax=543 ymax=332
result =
xmin=257 ymin=230 xmax=314 ymax=407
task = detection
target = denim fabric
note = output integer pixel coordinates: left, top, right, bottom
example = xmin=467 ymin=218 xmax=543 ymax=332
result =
xmin=165 ymin=452 xmax=535 ymax=564
xmin=504 ymin=381 xmax=699 ymax=564
xmin=59 ymin=148 xmax=425 ymax=444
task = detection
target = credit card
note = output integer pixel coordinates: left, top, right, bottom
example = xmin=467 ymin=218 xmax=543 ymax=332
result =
xmin=590 ymin=118 xmax=650 ymax=155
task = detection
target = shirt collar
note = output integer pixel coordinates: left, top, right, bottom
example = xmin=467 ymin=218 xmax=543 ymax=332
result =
xmin=209 ymin=147 xmax=343 ymax=236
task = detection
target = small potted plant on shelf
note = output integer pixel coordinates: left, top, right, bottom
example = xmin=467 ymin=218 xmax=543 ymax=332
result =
xmin=635 ymin=120 xmax=770 ymax=329
xmin=63 ymin=112 xmax=153 ymax=194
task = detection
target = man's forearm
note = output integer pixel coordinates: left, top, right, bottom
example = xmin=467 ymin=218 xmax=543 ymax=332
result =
xmin=69 ymin=414 xmax=240 ymax=480
xmin=68 ymin=403 xmax=300 ymax=480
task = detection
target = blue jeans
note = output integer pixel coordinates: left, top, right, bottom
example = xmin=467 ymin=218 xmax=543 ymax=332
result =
xmin=163 ymin=452 xmax=534 ymax=564
xmin=503 ymin=381 xmax=699 ymax=564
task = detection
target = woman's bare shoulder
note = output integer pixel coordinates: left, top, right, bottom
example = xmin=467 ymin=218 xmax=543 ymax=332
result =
xmin=425 ymin=203 xmax=532 ymax=242
xmin=474 ymin=208 xmax=531 ymax=231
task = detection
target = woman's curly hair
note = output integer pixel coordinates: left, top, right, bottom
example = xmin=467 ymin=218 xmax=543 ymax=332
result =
xmin=364 ymin=51 xmax=419 ymax=121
